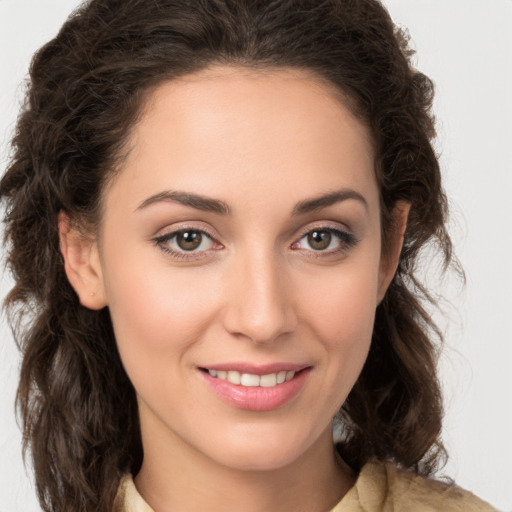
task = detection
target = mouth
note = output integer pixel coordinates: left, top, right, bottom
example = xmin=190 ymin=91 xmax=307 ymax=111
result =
xmin=201 ymin=368 xmax=299 ymax=388
xmin=199 ymin=364 xmax=310 ymax=411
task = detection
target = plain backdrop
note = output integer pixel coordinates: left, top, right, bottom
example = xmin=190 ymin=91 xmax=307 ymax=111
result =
xmin=1 ymin=1 xmax=511 ymax=511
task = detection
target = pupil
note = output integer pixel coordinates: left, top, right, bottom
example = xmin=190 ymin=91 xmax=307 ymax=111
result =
xmin=177 ymin=231 xmax=202 ymax=251
xmin=308 ymin=230 xmax=331 ymax=250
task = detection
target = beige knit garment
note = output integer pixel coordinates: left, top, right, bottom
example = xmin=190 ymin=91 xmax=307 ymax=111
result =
xmin=117 ymin=461 xmax=497 ymax=512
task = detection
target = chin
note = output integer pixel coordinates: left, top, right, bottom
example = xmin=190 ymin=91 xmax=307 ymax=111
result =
xmin=217 ymin=448 xmax=300 ymax=473
xmin=205 ymin=427 xmax=318 ymax=473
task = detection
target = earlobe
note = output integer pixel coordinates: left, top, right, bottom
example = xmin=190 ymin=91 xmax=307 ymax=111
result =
xmin=58 ymin=211 xmax=107 ymax=310
xmin=377 ymin=201 xmax=411 ymax=303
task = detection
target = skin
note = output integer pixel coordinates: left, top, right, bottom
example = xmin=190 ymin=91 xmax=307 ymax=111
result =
xmin=60 ymin=66 xmax=408 ymax=512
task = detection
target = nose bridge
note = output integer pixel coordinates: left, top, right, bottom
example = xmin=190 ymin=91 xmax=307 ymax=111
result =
xmin=223 ymin=244 xmax=296 ymax=343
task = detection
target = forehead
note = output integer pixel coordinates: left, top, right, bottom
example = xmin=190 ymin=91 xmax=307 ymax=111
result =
xmin=104 ymin=66 xmax=378 ymax=219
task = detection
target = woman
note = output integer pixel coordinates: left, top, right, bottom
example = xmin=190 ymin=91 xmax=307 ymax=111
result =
xmin=0 ymin=0 xmax=497 ymax=511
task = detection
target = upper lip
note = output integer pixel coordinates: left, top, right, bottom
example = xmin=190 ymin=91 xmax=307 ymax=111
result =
xmin=199 ymin=362 xmax=310 ymax=375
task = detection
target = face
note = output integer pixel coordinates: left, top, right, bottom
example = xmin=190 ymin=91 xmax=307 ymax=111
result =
xmin=66 ymin=66 xmax=401 ymax=473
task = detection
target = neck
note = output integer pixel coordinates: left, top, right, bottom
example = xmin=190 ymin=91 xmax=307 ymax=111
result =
xmin=134 ymin=417 xmax=355 ymax=512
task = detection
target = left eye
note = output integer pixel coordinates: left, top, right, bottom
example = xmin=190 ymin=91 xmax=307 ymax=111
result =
xmin=156 ymin=229 xmax=215 ymax=253
xmin=294 ymin=228 xmax=355 ymax=252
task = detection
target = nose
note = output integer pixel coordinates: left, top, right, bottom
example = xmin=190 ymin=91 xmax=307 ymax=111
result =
xmin=222 ymin=249 xmax=297 ymax=344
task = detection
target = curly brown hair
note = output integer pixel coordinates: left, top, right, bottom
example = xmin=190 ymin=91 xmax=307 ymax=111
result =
xmin=1 ymin=0 xmax=454 ymax=511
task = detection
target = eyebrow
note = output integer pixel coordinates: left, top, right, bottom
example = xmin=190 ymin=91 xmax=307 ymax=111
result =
xmin=291 ymin=188 xmax=368 ymax=215
xmin=136 ymin=187 xmax=367 ymax=216
xmin=136 ymin=190 xmax=231 ymax=215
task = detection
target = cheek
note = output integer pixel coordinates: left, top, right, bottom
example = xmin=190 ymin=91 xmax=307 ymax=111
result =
xmin=304 ymin=256 xmax=379 ymax=339
xmin=101 ymin=252 xmax=220 ymax=383
xmin=299 ymin=253 xmax=380 ymax=386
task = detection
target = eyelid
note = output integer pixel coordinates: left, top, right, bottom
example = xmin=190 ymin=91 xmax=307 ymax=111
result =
xmin=151 ymin=220 xmax=219 ymax=240
xmin=291 ymin=222 xmax=359 ymax=254
xmin=151 ymin=222 xmax=223 ymax=260
xmin=293 ymin=220 xmax=354 ymax=241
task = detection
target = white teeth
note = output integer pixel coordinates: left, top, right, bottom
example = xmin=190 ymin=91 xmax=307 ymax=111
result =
xmin=240 ymin=373 xmax=260 ymax=386
xmin=227 ymin=371 xmax=241 ymax=385
xmin=259 ymin=373 xmax=277 ymax=387
xmin=208 ymin=369 xmax=297 ymax=387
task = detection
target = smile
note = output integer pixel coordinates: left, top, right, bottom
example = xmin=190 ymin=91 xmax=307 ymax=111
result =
xmin=206 ymin=369 xmax=296 ymax=388
xmin=200 ymin=366 xmax=310 ymax=411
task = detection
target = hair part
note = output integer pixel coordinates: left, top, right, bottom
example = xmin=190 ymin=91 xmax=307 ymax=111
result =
xmin=2 ymin=1 xmax=454 ymax=510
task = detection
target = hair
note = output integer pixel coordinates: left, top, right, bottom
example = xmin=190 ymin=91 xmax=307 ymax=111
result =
xmin=1 ymin=0 xmax=455 ymax=510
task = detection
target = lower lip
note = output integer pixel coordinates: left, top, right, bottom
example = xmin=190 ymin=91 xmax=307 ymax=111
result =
xmin=200 ymin=369 xmax=310 ymax=412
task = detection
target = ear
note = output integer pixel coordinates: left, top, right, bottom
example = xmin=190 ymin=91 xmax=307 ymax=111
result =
xmin=58 ymin=211 xmax=107 ymax=310
xmin=377 ymin=200 xmax=411 ymax=303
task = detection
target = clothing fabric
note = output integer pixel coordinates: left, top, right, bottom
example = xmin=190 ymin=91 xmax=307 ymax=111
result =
xmin=116 ymin=461 xmax=496 ymax=511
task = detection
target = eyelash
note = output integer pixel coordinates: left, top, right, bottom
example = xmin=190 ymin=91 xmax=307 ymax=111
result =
xmin=153 ymin=225 xmax=358 ymax=261
xmin=153 ymin=228 xmax=221 ymax=261
xmin=291 ymin=226 xmax=358 ymax=257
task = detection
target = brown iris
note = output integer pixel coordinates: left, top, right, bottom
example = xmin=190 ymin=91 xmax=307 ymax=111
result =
xmin=176 ymin=231 xmax=203 ymax=251
xmin=307 ymin=230 xmax=331 ymax=250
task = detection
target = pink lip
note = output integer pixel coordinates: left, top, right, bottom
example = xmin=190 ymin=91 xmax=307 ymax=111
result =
xmin=199 ymin=365 xmax=310 ymax=412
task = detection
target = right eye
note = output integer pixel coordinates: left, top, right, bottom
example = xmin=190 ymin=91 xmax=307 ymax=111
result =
xmin=153 ymin=228 xmax=221 ymax=259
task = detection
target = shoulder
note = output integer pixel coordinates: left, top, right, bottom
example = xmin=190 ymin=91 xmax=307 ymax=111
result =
xmin=115 ymin=474 xmax=155 ymax=512
xmin=334 ymin=461 xmax=497 ymax=512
